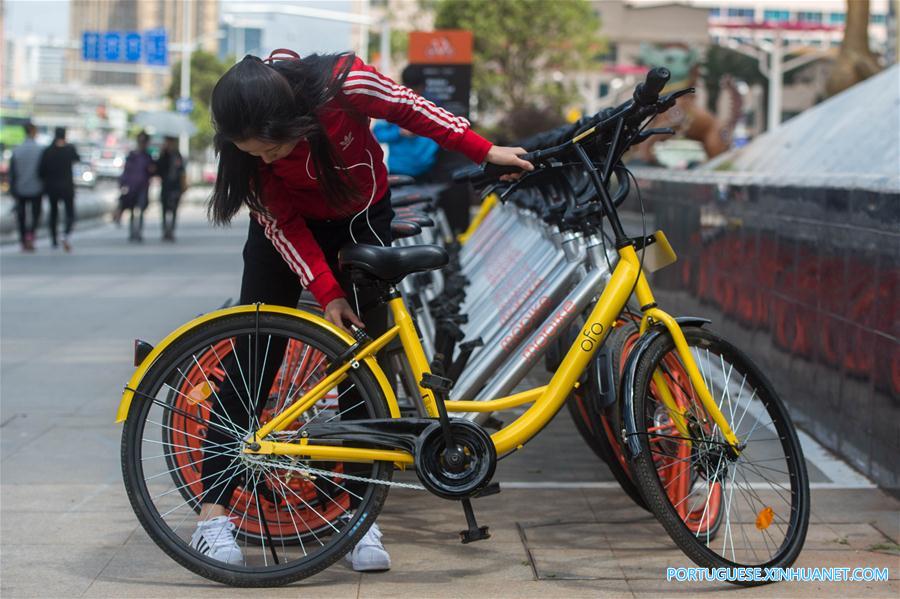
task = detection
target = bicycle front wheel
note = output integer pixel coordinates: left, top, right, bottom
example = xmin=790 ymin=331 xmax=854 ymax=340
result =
xmin=121 ymin=311 xmax=393 ymax=587
xmin=628 ymin=326 xmax=809 ymax=580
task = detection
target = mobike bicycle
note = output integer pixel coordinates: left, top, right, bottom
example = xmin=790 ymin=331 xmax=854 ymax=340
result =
xmin=118 ymin=68 xmax=809 ymax=586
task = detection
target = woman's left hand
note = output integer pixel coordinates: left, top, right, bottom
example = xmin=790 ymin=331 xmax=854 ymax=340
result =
xmin=324 ymin=298 xmax=365 ymax=333
xmin=484 ymin=145 xmax=534 ymax=181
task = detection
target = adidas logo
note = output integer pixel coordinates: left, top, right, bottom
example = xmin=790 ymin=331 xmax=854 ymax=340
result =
xmin=340 ymin=132 xmax=354 ymax=150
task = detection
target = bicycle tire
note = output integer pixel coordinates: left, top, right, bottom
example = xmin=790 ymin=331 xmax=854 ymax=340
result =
xmin=121 ymin=311 xmax=393 ymax=587
xmin=567 ymin=321 xmax=649 ymax=511
xmin=628 ymin=326 xmax=809 ymax=582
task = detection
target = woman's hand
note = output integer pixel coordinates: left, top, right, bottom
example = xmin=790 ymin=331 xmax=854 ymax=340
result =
xmin=324 ymin=298 xmax=365 ymax=333
xmin=485 ymin=145 xmax=534 ymax=181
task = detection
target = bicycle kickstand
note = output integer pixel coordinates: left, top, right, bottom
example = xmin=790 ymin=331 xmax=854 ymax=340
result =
xmin=459 ymin=497 xmax=490 ymax=544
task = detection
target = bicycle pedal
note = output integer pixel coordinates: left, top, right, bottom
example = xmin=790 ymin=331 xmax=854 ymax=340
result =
xmin=459 ymin=525 xmax=491 ymax=544
xmin=420 ymin=372 xmax=453 ymax=394
xmin=472 ymin=482 xmax=501 ymax=498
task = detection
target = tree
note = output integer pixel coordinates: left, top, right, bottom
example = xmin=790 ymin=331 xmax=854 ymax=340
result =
xmin=826 ymin=0 xmax=881 ymax=97
xmin=431 ymin=0 xmax=601 ymax=140
xmin=167 ymin=51 xmax=231 ymax=155
xmin=367 ymin=28 xmax=409 ymax=67
xmin=703 ymin=45 xmax=767 ymax=113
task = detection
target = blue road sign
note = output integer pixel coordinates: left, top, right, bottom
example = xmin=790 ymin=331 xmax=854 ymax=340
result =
xmin=176 ymin=97 xmax=194 ymax=114
xmin=103 ymin=31 xmax=122 ymax=62
xmin=124 ymin=32 xmax=142 ymax=63
xmin=82 ymin=29 xmax=167 ymax=65
xmin=82 ymin=32 xmax=101 ymax=61
xmin=145 ymin=29 xmax=168 ymax=66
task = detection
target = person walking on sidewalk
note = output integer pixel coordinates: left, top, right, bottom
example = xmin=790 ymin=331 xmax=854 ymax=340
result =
xmin=155 ymin=136 xmax=186 ymax=241
xmin=39 ymin=127 xmax=81 ymax=252
xmin=118 ymin=131 xmax=155 ymax=242
xmin=9 ymin=123 xmax=44 ymax=252
xmin=190 ymin=49 xmax=531 ymax=572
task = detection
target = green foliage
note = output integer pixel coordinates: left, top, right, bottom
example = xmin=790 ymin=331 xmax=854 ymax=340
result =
xmin=703 ymin=45 xmax=767 ymax=112
xmin=367 ymin=29 xmax=409 ymax=65
xmin=167 ymin=51 xmax=231 ymax=155
xmin=432 ymin=0 xmax=601 ymax=140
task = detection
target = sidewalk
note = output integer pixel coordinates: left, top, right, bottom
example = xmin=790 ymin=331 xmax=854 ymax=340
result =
xmin=0 ymin=183 xmax=211 ymax=245
xmin=1 ymin=206 xmax=897 ymax=598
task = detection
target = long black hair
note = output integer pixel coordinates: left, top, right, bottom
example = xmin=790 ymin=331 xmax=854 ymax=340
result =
xmin=209 ymin=52 xmax=358 ymax=224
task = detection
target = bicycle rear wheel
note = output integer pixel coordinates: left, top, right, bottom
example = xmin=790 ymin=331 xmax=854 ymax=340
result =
xmin=628 ymin=326 xmax=809 ymax=580
xmin=121 ymin=311 xmax=392 ymax=586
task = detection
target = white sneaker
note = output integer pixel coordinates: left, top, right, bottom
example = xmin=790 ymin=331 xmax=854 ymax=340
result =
xmin=190 ymin=516 xmax=243 ymax=565
xmin=345 ymin=522 xmax=391 ymax=572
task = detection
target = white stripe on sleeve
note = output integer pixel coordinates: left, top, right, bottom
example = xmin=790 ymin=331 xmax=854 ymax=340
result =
xmin=256 ymin=213 xmax=315 ymax=283
xmin=345 ymin=70 xmax=471 ymax=129
xmin=343 ymin=86 xmax=466 ymax=134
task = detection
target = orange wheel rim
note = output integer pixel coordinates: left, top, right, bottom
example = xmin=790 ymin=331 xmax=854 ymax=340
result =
xmin=168 ymin=338 xmax=347 ymax=538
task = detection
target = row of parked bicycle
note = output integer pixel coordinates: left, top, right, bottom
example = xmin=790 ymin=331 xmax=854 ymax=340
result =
xmin=119 ymin=68 xmax=809 ymax=587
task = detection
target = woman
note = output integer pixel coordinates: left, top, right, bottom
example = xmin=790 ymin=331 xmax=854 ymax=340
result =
xmin=117 ymin=131 xmax=154 ymax=242
xmin=155 ymin=136 xmax=186 ymax=241
xmin=195 ymin=49 xmax=531 ymax=571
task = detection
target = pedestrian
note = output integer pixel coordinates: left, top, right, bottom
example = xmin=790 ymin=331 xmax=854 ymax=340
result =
xmin=118 ymin=131 xmax=154 ymax=242
xmin=39 ymin=127 xmax=81 ymax=252
xmin=155 ymin=136 xmax=187 ymax=241
xmin=8 ymin=122 xmax=44 ymax=252
xmin=372 ymin=65 xmax=439 ymax=181
xmin=189 ymin=49 xmax=531 ymax=572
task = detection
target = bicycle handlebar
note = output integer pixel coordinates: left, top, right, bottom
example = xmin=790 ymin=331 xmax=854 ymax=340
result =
xmin=454 ymin=67 xmax=676 ymax=187
xmin=633 ymin=67 xmax=670 ymax=107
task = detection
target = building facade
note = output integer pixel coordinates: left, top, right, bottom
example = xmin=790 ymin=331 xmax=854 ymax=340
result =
xmin=67 ymin=0 xmax=219 ymax=93
xmin=218 ymin=1 xmax=360 ymax=66
xmin=693 ymin=0 xmax=892 ymax=51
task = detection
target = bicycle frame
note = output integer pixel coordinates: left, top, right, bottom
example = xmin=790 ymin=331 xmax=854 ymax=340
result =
xmin=239 ymin=242 xmax=741 ymax=464
xmin=457 ymin=191 xmax=498 ymax=244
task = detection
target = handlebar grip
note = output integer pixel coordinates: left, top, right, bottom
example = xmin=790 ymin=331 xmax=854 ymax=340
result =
xmin=481 ymin=150 xmax=539 ymax=180
xmin=452 ymin=165 xmax=485 ymax=183
xmin=452 ymin=150 xmax=538 ymax=184
xmin=634 ymin=67 xmax=670 ymax=106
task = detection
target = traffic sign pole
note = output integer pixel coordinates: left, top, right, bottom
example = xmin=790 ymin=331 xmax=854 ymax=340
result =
xmin=180 ymin=0 xmax=192 ymax=157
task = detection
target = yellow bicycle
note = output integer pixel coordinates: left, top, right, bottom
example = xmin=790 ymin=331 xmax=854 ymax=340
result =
xmin=118 ymin=68 xmax=809 ymax=587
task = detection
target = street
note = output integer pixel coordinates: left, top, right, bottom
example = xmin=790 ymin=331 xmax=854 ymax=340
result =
xmin=1 ymin=206 xmax=897 ymax=598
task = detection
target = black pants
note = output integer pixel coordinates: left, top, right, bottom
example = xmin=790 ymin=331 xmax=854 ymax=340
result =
xmin=15 ymin=195 xmax=42 ymax=243
xmin=47 ymin=188 xmax=75 ymax=246
xmin=161 ymin=187 xmax=182 ymax=238
xmin=201 ymin=196 xmax=395 ymax=507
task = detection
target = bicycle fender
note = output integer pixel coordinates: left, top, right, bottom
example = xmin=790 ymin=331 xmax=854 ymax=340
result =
xmin=116 ymin=304 xmax=399 ymax=423
xmin=621 ymin=317 xmax=710 ymax=459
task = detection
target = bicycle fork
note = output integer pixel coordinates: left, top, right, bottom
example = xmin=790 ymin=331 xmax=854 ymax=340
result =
xmin=636 ymin=297 xmax=742 ymax=459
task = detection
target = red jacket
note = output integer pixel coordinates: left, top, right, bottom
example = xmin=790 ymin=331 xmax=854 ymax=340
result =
xmin=255 ymin=55 xmax=492 ymax=308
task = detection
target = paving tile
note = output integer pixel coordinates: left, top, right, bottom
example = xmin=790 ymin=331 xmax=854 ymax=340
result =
xmin=626 ymin=576 xmax=900 ymax=598
xmin=1 ymin=510 xmax=139 ymax=547
xmin=0 ymin=425 xmax=121 ymax=485
xmin=0 ymin=483 xmax=131 ymax=514
xmin=0 ymin=544 xmax=119 ymax=598
xmin=528 ymin=547 xmax=624 ymax=581
xmin=359 ymin=579 xmax=633 ymax=598
xmin=85 ymin=540 xmax=361 ymax=598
